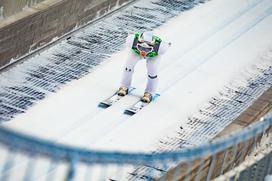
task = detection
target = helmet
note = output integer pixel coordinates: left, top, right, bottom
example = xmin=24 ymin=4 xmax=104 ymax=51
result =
xmin=141 ymin=31 xmax=154 ymax=44
xmin=134 ymin=31 xmax=155 ymax=57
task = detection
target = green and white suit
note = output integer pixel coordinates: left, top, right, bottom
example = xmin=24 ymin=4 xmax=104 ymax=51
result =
xmin=120 ymin=32 xmax=170 ymax=95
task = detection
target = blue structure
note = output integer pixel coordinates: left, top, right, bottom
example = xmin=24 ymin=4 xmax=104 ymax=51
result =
xmin=0 ymin=113 xmax=270 ymax=180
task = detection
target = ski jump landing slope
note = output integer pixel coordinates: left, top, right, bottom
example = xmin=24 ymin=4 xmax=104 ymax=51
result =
xmin=4 ymin=0 xmax=272 ymax=155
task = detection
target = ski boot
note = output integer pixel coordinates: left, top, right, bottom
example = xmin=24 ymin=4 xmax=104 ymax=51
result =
xmin=117 ymin=86 xmax=128 ymax=96
xmin=141 ymin=92 xmax=152 ymax=103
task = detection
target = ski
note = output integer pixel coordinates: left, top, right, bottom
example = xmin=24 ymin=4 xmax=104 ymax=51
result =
xmin=124 ymin=93 xmax=160 ymax=115
xmin=98 ymin=87 xmax=135 ymax=108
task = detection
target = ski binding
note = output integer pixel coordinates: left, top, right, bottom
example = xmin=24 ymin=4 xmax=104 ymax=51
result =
xmin=98 ymin=87 xmax=135 ymax=108
xmin=124 ymin=93 xmax=160 ymax=115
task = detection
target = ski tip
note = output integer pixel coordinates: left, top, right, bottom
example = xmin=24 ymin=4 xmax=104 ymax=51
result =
xmin=124 ymin=110 xmax=136 ymax=116
xmin=98 ymin=102 xmax=111 ymax=108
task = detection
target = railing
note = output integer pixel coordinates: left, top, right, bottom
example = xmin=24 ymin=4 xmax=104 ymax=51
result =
xmin=215 ymin=144 xmax=271 ymax=181
xmin=0 ymin=113 xmax=271 ymax=181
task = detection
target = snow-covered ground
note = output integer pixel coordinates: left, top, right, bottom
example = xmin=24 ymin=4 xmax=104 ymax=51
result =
xmin=4 ymin=0 xmax=272 ymax=154
xmin=265 ymin=175 xmax=272 ymax=181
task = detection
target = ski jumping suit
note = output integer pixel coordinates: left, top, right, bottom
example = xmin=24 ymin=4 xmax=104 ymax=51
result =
xmin=120 ymin=32 xmax=169 ymax=95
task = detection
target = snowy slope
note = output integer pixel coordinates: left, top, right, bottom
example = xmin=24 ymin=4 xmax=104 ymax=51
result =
xmin=4 ymin=0 xmax=272 ymax=155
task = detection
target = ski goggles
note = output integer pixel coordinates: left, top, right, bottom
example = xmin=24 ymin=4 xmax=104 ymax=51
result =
xmin=138 ymin=37 xmax=155 ymax=46
xmin=137 ymin=43 xmax=154 ymax=53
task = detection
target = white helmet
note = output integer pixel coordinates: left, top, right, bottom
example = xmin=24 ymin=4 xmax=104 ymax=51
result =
xmin=141 ymin=31 xmax=154 ymax=43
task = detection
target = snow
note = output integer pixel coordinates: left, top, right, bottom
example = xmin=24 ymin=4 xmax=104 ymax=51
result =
xmin=4 ymin=0 xmax=272 ymax=155
xmin=265 ymin=175 xmax=272 ymax=181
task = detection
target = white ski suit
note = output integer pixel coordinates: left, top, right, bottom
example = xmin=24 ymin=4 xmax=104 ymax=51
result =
xmin=120 ymin=33 xmax=170 ymax=95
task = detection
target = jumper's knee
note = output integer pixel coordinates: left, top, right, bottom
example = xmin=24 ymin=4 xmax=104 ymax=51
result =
xmin=148 ymin=74 xmax=158 ymax=79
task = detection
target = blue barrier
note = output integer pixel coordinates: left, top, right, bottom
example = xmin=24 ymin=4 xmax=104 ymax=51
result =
xmin=0 ymin=113 xmax=271 ymax=180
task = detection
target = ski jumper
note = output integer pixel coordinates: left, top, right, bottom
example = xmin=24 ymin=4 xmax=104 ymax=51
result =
xmin=120 ymin=32 xmax=169 ymax=95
